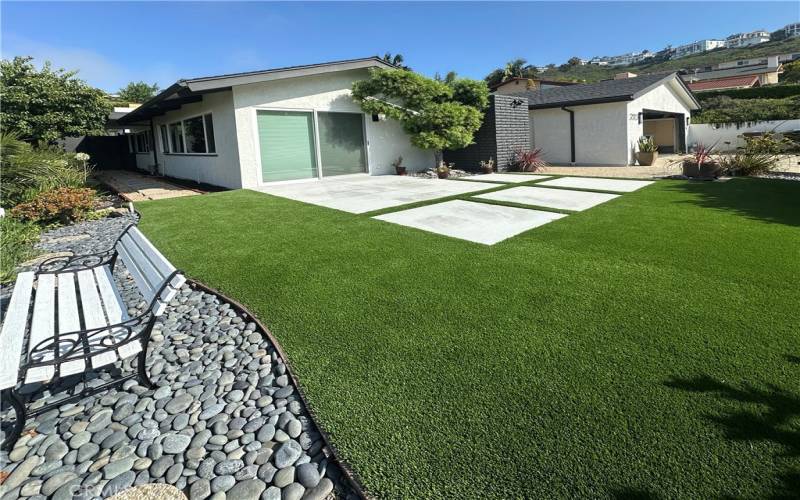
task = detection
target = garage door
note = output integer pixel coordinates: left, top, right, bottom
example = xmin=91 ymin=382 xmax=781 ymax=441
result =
xmin=257 ymin=110 xmax=318 ymax=182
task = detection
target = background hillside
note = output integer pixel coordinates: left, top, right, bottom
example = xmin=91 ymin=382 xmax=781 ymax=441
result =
xmin=535 ymin=37 xmax=800 ymax=82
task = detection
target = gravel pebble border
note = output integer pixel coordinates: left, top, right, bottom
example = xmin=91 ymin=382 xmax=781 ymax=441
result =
xmin=1 ymin=216 xmax=361 ymax=500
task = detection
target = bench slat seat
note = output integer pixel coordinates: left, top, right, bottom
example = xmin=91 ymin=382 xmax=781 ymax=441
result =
xmin=0 ymin=273 xmax=35 ymax=391
xmin=1 ymin=221 xmax=184 ymax=451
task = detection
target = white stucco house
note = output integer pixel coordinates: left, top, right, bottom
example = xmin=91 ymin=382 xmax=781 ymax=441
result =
xmin=497 ymin=72 xmax=701 ymax=165
xmin=117 ymin=57 xmax=435 ymax=189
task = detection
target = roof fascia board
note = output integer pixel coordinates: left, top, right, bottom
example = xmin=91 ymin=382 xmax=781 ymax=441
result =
xmin=186 ymin=59 xmax=394 ymax=92
xmin=530 ymin=96 xmax=632 ymax=109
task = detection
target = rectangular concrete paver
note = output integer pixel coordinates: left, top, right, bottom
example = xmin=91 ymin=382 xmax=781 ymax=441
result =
xmin=537 ymin=177 xmax=653 ymax=193
xmin=463 ymin=173 xmax=550 ymax=184
xmin=373 ymin=199 xmax=567 ymax=245
xmin=475 ymin=186 xmax=619 ymax=212
xmin=257 ymin=175 xmax=498 ymax=214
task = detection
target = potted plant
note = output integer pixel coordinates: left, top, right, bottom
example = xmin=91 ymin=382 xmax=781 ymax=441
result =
xmin=682 ymin=143 xmax=720 ymax=179
xmin=436 ymin=162 xmax=451 ymax=179
xmin=480 ymin=157 xmax=495 ymax=174
xmin=392 ymin=156 xmax=406 ymax=175
xmin=636 ymin=136 xmax=658 ymax=166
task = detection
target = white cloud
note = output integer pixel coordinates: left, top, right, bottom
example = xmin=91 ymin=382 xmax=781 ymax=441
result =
xmin=1 ymin=33 xmax=181 ymax=92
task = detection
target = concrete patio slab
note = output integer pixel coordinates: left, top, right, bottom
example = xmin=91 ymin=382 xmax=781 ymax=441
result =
xmin=95 ymin=170 xmax=201 ymax=201
xmin=373 ymin=199 xmax=567 ymax=245
xmin=475 ymin=186 xmax=619 ymax=211
xmin=463 ymin=173 xmax=550 ymax=184
xmin=537 ymin=176 xmax=654 ymax=192
xmin=256 ymin=175 xmax=498 ymax=214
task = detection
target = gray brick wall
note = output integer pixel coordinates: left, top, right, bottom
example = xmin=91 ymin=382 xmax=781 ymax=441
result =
xmin=443 ymin=94 xmax=530 ymax=171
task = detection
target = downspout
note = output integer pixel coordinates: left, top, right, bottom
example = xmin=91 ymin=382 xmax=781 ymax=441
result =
xmin=150 ymin=118 xmax=160 ymax=176
xmin=561 ymin=106 xmax=576 ymax=164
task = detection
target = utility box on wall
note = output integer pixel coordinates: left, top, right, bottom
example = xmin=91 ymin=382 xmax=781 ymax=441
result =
xmin=443 ymin=94 xmax=530 ymax=170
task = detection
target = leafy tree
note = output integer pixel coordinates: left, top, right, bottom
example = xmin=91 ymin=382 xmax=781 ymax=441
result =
xmin=0 ymin=56 xmax=111 ymax=143
xmin=567 ymin=57 xmax=583 ymax=66
xmin=484 ymin=58 xmax=538 ymax=87
xmin=781 ymin=60 xmax=800 ymax=83
xmin=352 ymin=69 xmax=489 ymax=165
xmin=382 ymin=52 xmax=410 ymax=70
xmin=118 ymin=81 xmax=159 ymax=103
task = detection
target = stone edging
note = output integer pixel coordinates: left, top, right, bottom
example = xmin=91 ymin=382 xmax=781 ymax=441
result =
xmin=186 ymin=278 xmax=371 ymax=500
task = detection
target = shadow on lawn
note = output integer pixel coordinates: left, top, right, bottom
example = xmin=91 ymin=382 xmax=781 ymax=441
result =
xmin=664 ymin=374 xmax=800 ymax=498
xmin=664 ymin=179 xmax=800 ymax=227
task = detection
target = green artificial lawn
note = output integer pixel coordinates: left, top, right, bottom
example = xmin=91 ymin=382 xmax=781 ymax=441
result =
xmin=137 ymin=177 xmax=800 ymax=499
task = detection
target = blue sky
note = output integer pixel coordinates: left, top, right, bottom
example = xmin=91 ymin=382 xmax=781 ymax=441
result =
xmin=2 ymin=1 xmax=797 ymax=92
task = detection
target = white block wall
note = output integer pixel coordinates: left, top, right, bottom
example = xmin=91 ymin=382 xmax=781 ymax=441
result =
xmin=232 ymin=69 xmax=434 ymax=189
xmin=688 ymin=119 xmax=800 ymax=151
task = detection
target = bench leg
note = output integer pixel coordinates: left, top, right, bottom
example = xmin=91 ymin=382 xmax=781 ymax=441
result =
xmin=137 ymin=343 xmax=155 ymax=390
xmin=1 ymin=389 xmax=27 ymax=452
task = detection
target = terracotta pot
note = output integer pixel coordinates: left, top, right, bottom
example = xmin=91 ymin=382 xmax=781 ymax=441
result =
xmin=481 ymin=166 xmax=494 ymax=174
xmin=683 ymin=161 xmax=721 ymax=179
xmin=637 ymin=151 xmax=658 ymax=166
xmin=436 ymin=169 xmax=449 ymax=179
xmin=395 ymin=166 xmax=407 ymax=176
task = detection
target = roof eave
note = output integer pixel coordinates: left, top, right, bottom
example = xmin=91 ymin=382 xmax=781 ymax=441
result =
xmin=185 ymin=57 xmax=395 ymax=92
xmin=529 ymin=95 xmax=633 ymax=109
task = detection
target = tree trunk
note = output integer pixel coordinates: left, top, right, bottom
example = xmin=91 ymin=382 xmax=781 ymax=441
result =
xmin=433 ymin=150 xmax=443 ymax=168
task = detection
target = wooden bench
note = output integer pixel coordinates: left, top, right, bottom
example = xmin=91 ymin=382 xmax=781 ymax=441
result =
xmin=0 ymin=224 xmax=184 ymax=450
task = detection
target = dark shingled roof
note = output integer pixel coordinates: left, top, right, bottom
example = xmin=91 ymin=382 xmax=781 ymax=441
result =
xmin=499 ymin=72 xmax=699 ymax=109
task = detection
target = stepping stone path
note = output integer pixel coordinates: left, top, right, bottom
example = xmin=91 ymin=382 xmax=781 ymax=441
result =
xmin=0 ymin=216 xmax=355 ymax=500
xmin=475 ymin=186 xmax=620 ymax=212
xmin=536 ymin=176 xmax=654 ymax=192
xmin=374 ymin=199 xmax=567 ymax=245
xmin=463 ymin=173 xmax=550 ymax=184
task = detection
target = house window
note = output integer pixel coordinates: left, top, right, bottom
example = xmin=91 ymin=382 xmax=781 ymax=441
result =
xmin=204 ymin=114 xmax=216 ymax=153
xmin=166 ymin=113 xmax=215 ymax=154
xmin=133 ymin=131 xmax=151 ymax=154
xmin=169 ymin=122 xmax=185 ymax=153
xmin=160 ymin=125 xmax=170 ymax=153
xmin=184 ymin=115 xmax=206 ymax=153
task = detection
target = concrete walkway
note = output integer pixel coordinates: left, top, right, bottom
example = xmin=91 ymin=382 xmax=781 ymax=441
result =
xmin=257 ymin=174 xmax=498 ymax=214
xmin=95 ymin=170 xmax=202 ymax=202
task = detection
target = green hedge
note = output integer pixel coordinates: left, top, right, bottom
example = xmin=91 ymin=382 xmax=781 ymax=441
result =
xmin=692 ymin=95 xmax=800 ymax=124
xmin=696 ymin=84 xmax=800 ymax=100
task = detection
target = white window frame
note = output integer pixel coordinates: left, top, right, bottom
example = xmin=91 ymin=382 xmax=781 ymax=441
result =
xmin=132 ymin=130 xmax=151 ymax=154
xmin=159 ymin=124 xmax=170 ymax=153
xmin=166 ymin=112 xmax=216 ymax=155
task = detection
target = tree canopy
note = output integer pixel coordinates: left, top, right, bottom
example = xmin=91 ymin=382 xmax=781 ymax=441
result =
xmin=352 ymin=69 xmax=489 ymax=161
xmin=118 ymin=81 xmax=160 ymax=103
xmin=0 ymin=56 xmax=111 ymax=143
xmin=485 ymin=58 xmax=538 ymax=87
xmin=382 ymin=52 xmax=410 ymax=71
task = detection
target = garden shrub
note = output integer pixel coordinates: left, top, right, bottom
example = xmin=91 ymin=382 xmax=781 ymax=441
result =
xmin=508 ymin=148 xmax=547 ymax=172
xmin=697 ymin=84 xmax=800 ymax=100
xmin=1 ymin=131 xmax=93 ymax=207
xmin=692 ymin=95 xmax=800 ymax=124
xmin=0 ymin=217 xmax=40 ymax=283
xmin=10 ymin=187 xmax=96 ymax=224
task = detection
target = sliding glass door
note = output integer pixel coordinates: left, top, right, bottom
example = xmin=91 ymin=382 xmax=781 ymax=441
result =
xmin=257 ymin=110 xmax=317 ymax=182
xmin=317 ymin=112 xmax=367 ymax=177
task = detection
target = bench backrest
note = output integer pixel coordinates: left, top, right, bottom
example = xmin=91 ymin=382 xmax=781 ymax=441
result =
xmin=116 ymin=226 xmax=185 ymax=316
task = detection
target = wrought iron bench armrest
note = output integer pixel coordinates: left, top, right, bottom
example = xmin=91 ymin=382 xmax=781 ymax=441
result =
xmin=24 ymin=311 xmax=154 ymax=372
xmin=36 ymin=222 xmax=137 ymax=274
